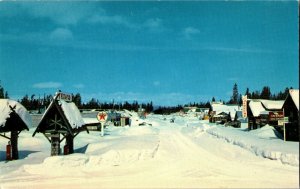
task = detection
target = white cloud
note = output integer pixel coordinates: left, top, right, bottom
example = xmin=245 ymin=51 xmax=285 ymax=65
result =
xmin=88 ymin=14 xmax=136 ymax=29
xmin=183 ymin=26 xmax=200 ymax=39
xmin=153 ymin=81 xmax=160 ymax=86
xmin=50 ymin=28 xmax=73 ymax=40
xmin=143 ymin=18 xmax=165 ymax=32
xmin=144 ymin=18 xmax=162 ymax=28
xmin=227 ymin=77 xmax=238 ymax=82
xmin=206 ymin=46 xmax=272 ymax=53
xmin=33 ymin=82 xmax=62 ymax=89
xmin=20 ymin=3 xmax=98 ymax=26
xmin=73 ymin=84 xmax=85 ymax=89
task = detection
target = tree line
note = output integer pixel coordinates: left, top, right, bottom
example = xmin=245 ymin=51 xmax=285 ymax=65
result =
xmin=0 ymin=82 xmax=295 ymax=114
xmin=0 ymin=82 xmax=9 ymax=99
xmin=212 ymin=83 xmax=294 ymax=106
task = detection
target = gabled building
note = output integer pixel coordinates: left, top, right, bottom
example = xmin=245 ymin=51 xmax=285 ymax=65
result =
xmin=0 ymin=99 xmax=32 ymax=160
xmin=210 ymin=103 xmax=241 ymax=124
xmin=247 ymin=99 xmax=284 ymax=130
xmin=33 ymin=92 xmax=88 ymax=156
xmin=282 ymin=89 xmax=299 ymax=141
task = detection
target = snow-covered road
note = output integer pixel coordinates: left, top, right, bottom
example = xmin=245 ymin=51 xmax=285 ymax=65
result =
xmin=0 ymin=114 xmax=298 ymax=188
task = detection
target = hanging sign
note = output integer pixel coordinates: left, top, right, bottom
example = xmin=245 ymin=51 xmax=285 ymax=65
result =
xmin=242 ymin=95 xmax=247 ymax=118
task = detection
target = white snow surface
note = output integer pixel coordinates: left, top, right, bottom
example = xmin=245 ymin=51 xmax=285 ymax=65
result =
xmin=59 ymin=100 xmax=85 ymax=128
xmin=0 ymin=113 xmax=298 ymax=188
xmin=0 ymin=99 xmax=32 ymax=128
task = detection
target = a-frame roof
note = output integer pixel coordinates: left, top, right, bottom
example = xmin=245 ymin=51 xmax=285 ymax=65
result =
xmin=33 ymin=95 xmax=85 ymax=137
xmin=0 ymin=99 xmax=31 ymax=132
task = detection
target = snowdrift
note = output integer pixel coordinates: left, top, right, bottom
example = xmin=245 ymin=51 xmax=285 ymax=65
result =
xmin=204 ymin=124 xmax=299 ymax=166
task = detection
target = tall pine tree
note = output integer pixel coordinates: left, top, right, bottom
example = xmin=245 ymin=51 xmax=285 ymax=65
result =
xmin=260 ymin=86 xmax=271 ymax=99
xmin=230 ymin=83 xmax=239 ymax=104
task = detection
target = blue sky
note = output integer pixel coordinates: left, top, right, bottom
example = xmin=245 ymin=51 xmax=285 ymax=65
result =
xmin=0 ymin=1 xmax=298 ymax=106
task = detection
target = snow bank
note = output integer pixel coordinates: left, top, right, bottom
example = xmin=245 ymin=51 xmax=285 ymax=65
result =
xmin=118 ymin=125 xmax=159 ymax=136
xmin=205 ymin=125 xmax=299 ymax=166
xmin=0 ymin=99 xmax=32 ymax=128
xmin=249 ymin=125 xmax=282 ymax=139
xmin=24 ymin=127 xmax=160 ymax=176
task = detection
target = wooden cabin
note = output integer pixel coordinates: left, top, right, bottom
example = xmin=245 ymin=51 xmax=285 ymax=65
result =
xmin=282 ymin=89 xmax=299 ymax=141
xmin=33 ymin=92 xmax=88 ymax=156
xmin=247 ymin=99 xmax=284 ymax=130
xmin=209 ymin=102 xmax=240 ymax=124
xmin=0 ymin=99 xmax=31 ymax=160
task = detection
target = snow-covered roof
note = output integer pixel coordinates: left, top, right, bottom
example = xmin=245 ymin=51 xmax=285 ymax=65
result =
xmin=0 ymin=99 xmax=32 ymax=128
xmin=211 ymin=104 xmax=240 ymax=120
xmin=289 ymin=89 xmax=299 ymax=111
xmin=260 ymin=100 xmax=284 ymax=110
xmin=248 ymin=101 xmax=265 ymax=117
xmin=248 ymin=99 xmax=284 ymax=117
xmin=59 ymin=100 xmax=85 ymax=129
xmin=118 ymin=109 xmax=138 ymax=118
xmin=83 ymin=118 xmax=99 ymax=125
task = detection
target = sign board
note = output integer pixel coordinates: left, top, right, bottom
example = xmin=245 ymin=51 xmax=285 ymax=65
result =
xmin=97 ymin=111 xmax=107 ymax=137
xmin=278 ymin=119 xmax=284 ymax=126
xmin=97 ymin=111 xmax=108 ymax=123
xmin=268 ymin=111 xmax=284 ymax=121
xmin=242 ymin=95 xmax=247 ymax=118
xmin=56 ymin=92 xmax=72 ymax=102
xmin=284 ymin=117 xmax=289 ymax=123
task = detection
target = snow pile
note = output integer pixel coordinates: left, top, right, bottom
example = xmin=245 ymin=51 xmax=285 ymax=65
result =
xmin=24 ymin=125 xmax=160 ymax=177
xmin=249 ymin=125 xmax=282 ymax=139
xmin=59 ymin=100 xmax=85 ymax=128
xmin=0 ymin=99 xmax=32 ymax=128
xmin=205 ymin=125 xmax=299 ymax=166
xmin=118 ymin=125 xmax=159 ymax=136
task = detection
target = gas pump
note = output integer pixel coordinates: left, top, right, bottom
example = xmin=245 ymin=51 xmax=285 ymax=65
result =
xmin=64 ymin=144 xmax=69 ymax=155
xmin=6 ymin=141 xmax=12 ymax=160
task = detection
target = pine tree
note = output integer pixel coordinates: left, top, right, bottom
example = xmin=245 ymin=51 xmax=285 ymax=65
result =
xmin=0 ymin=83 xmax=4 ymax=98
xmin=72 ymin=93 xmax=82 ymax=108
xmin=238 ymin=94 xmax=242 ymax=106
xmin=212 ymin=97 xmax=216 ymax=102
xmin=230 ymin=83 xmax=239 ymax=104
xmin=4 ymin=91 xmax=9 ymax=99
xmin=260 ymin=86 xmax=271 ymax=99
xmin=20 ymin=95 xmax=30 ymax=109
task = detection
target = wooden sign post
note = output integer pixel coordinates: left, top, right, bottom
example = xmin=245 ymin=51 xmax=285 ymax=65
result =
xmin=97 ymin=111 xmax=108 ymax=137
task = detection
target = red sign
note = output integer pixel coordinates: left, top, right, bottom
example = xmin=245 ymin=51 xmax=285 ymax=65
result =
xmin=269 ymin=111 xmax=284 ymax=121
xmin=242 ymin=95 xmax=247 ymax=118
xmin=97 ymin=111 xmax=108 ymax=122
